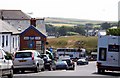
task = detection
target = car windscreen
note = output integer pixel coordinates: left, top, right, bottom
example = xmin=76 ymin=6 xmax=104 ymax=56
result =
xmin=40 ymin=55 xmax=48 ymax=59
xmin=15 ymin=52 xmax=32 ymax=58
xmin=62 ymin=59 xmax=71 ymax=64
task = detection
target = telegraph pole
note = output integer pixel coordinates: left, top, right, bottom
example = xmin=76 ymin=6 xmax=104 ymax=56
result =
xmin=118 ymin=1 xmax=120 ymax=28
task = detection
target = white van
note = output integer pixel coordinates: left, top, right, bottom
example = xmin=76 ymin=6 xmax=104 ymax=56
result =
xmin=97 ymin=35 xmax=120 ymax=73
xmin=0 ymin=47 xmax=13 ymax=78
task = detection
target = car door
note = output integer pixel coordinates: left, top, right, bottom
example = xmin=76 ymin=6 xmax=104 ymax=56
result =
xmin=0 ymin=49 xmax=3 ymax=77
xmin=0 ymin=49 xmax=9 ymax=75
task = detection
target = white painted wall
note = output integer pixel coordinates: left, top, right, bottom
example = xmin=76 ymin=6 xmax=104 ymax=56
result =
xmin=1 ymin=19 xmax=46 ymax=53
xmin=11 ymin=35 xmax=19 ymax=54
xmin=0 ymin=33 xmax=19 ymax=54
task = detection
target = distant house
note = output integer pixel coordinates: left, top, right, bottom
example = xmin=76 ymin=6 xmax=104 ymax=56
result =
xmin=0 ymin=19 xmax=20 ymax=53
xmin=86 ymin=29 xmax=98 ymax=36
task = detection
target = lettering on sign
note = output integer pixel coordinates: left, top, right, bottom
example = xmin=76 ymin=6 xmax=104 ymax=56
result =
xmin=24 ymin=37 xmax=41 ymax=40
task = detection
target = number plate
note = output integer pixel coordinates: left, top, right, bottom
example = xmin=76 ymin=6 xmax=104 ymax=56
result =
xmin=19 ymin=60 xmax=27 ymax=62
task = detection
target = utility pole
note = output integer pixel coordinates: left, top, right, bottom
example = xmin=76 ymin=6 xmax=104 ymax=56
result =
xmin=118 ymin=1 xmax=120 ymax=28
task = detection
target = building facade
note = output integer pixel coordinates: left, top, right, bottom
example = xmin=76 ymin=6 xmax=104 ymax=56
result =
xmin=20 ymin=25 xmax=47 ymax=53
xmin=0 ymin=10 xmax=47 ymax=53
xmin=0 ymin=19 xmax=20 ymax=53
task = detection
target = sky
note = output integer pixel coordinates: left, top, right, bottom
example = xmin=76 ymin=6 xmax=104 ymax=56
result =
xmin=0 ymin=0 xmax=120 ymax=21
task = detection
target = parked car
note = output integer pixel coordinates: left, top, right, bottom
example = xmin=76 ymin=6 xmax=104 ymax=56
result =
xmin=0 ymin=47 xmax=13 ymax=78
xmin=58 ymin=56 xmax=75 ymax=70
xmin=62 ymin=59 xmax=75 ymax=70
xmin=13 ymin=50 xmax=44 ymax=73
xmin=55 ymin=61 xmax=68 ymax=70
xmin=77 ymin=58 xmax=88 ymax=65
xmin=40 ymin=54 xmax=53 ymax=71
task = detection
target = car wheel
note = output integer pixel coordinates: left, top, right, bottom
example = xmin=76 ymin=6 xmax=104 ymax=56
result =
xmin=34 ymin=64 xmax=39 ymax=73
xmin=52 ymin=67 xmax=56 ymax=71
xmin=98 ymin=68 xmax=102 ymax=74
xmin=72 ymin=67 xmax=75 ymax=70
xmin=8 ymin=69 xmax=13 ymax=78
xmin=41 ymin=66 xmax=45 ymax=71
xmin=48 ymin=65 xmax=52 ymax=71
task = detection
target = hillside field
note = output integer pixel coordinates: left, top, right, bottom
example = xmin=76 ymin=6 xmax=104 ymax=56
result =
xmin=46 ymin=36 xmax=98 ymax=53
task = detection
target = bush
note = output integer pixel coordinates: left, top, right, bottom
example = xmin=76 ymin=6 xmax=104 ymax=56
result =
xmin=107 ymin=28 xmax=120 ymax=36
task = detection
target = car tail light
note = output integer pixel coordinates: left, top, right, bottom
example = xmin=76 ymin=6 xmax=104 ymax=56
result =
xmin=32 ymin=52 xmax=34 ymax=60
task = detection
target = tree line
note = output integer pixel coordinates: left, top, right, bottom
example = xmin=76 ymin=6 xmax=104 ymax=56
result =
xmin=45 ymin=24 xmax=86 ymax=37
xmin=45 ymin=22 xmax=118 ymax=37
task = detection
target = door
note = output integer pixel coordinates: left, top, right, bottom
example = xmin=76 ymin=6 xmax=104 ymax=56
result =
xmin=0 ymin=49 xmax=9 ymax=75
xmin=107 ymin=45 xmax=119 ymax=66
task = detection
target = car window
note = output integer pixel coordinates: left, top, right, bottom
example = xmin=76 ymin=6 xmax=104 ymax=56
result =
xmin=37 ymin=52 xmax=40 ymax=56
xmin=34 ymin=51 xmax=38 ymax=57
xmin=62 ymin=59 xmax=71 ymax=64
xmin=40 ymin=55 xmax=48 ymax=59
xmin=15 ymin=52 xmax=32 ymax=58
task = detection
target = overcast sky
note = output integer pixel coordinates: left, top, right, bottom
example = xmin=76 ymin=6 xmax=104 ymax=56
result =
xmin=0 ymin=0 xmax=119 ymax=21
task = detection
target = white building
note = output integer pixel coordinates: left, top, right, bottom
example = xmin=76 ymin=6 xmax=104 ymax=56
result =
xmin=0 ymin=19 xmax=20 ymax=54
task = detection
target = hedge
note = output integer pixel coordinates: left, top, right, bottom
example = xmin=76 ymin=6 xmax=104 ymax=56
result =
xmin=106 ymin=28 xmax=120 ymax=36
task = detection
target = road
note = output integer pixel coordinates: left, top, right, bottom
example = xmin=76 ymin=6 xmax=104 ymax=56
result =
xmin=13 ymin=61 xmax=120 ymax=77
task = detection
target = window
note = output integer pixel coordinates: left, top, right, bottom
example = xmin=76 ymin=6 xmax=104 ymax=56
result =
xmin=2 ymin=36 xmax=4 ymax=47
xmin=99 ymin=48 xmax=107 ymax=61
xmin=6 ymin=35 xmax=8 ymax=46
xmin=15 ymin=52 xmax=32 ymax=58
xmin=16 ymin=37 xmax=17 ymax=47
xmin=13 ymin=38 xmax=14 ymax=48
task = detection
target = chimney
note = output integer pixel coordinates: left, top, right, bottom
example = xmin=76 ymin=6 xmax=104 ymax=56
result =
xmin=30 ymin=18 xmax=36 ymax=27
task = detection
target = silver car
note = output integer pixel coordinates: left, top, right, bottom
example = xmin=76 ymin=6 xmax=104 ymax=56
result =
xmin=13 ymin=50 xmax=44 ymax=73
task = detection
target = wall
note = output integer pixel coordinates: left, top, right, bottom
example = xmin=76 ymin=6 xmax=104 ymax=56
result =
xmin=0 ymin=34 xmax=19 ymax=54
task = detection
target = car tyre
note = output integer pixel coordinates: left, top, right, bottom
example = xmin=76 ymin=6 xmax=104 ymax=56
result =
xmin=98 ymin=68 xmax=103 ymax=74
xmin=34 ymin=64 xmax=39 ymax=73
xmin=8 ymin=69 xmax=13 ymax=78
xmin=72 ymin=67 xmax=75 ymax=70
xmin=48 ymin=65 xmax=52 ymax=71
xmin=41 ymin=66 xmax=45 ymax=71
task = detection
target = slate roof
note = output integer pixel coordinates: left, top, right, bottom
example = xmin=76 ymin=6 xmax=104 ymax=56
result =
xmin=0 ymin=19 xmax=20 ymax=34
xmin=0 ymin=10 xmax=31 ymax=20
xmin=0 ymin=10 xmax=46 ymax=36
xmin=21 ymin=25 xmax=46 ymax=38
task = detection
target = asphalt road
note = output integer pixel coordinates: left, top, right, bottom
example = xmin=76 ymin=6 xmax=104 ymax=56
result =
xmin=12 ymin=61 xmax=120 ymax=78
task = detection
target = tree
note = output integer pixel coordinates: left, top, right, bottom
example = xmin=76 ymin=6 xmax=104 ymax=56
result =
xmin=74 ymin=26 xmax=86 ymax=35
xmin=101 ymin=22 xmax=111 ymax=30
xmin=57 ymin=26 xmax=67 ymax=36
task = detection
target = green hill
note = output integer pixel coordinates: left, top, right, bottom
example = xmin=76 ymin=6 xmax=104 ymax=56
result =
xmin=47 ymin=36 xmax=98 ymax=53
